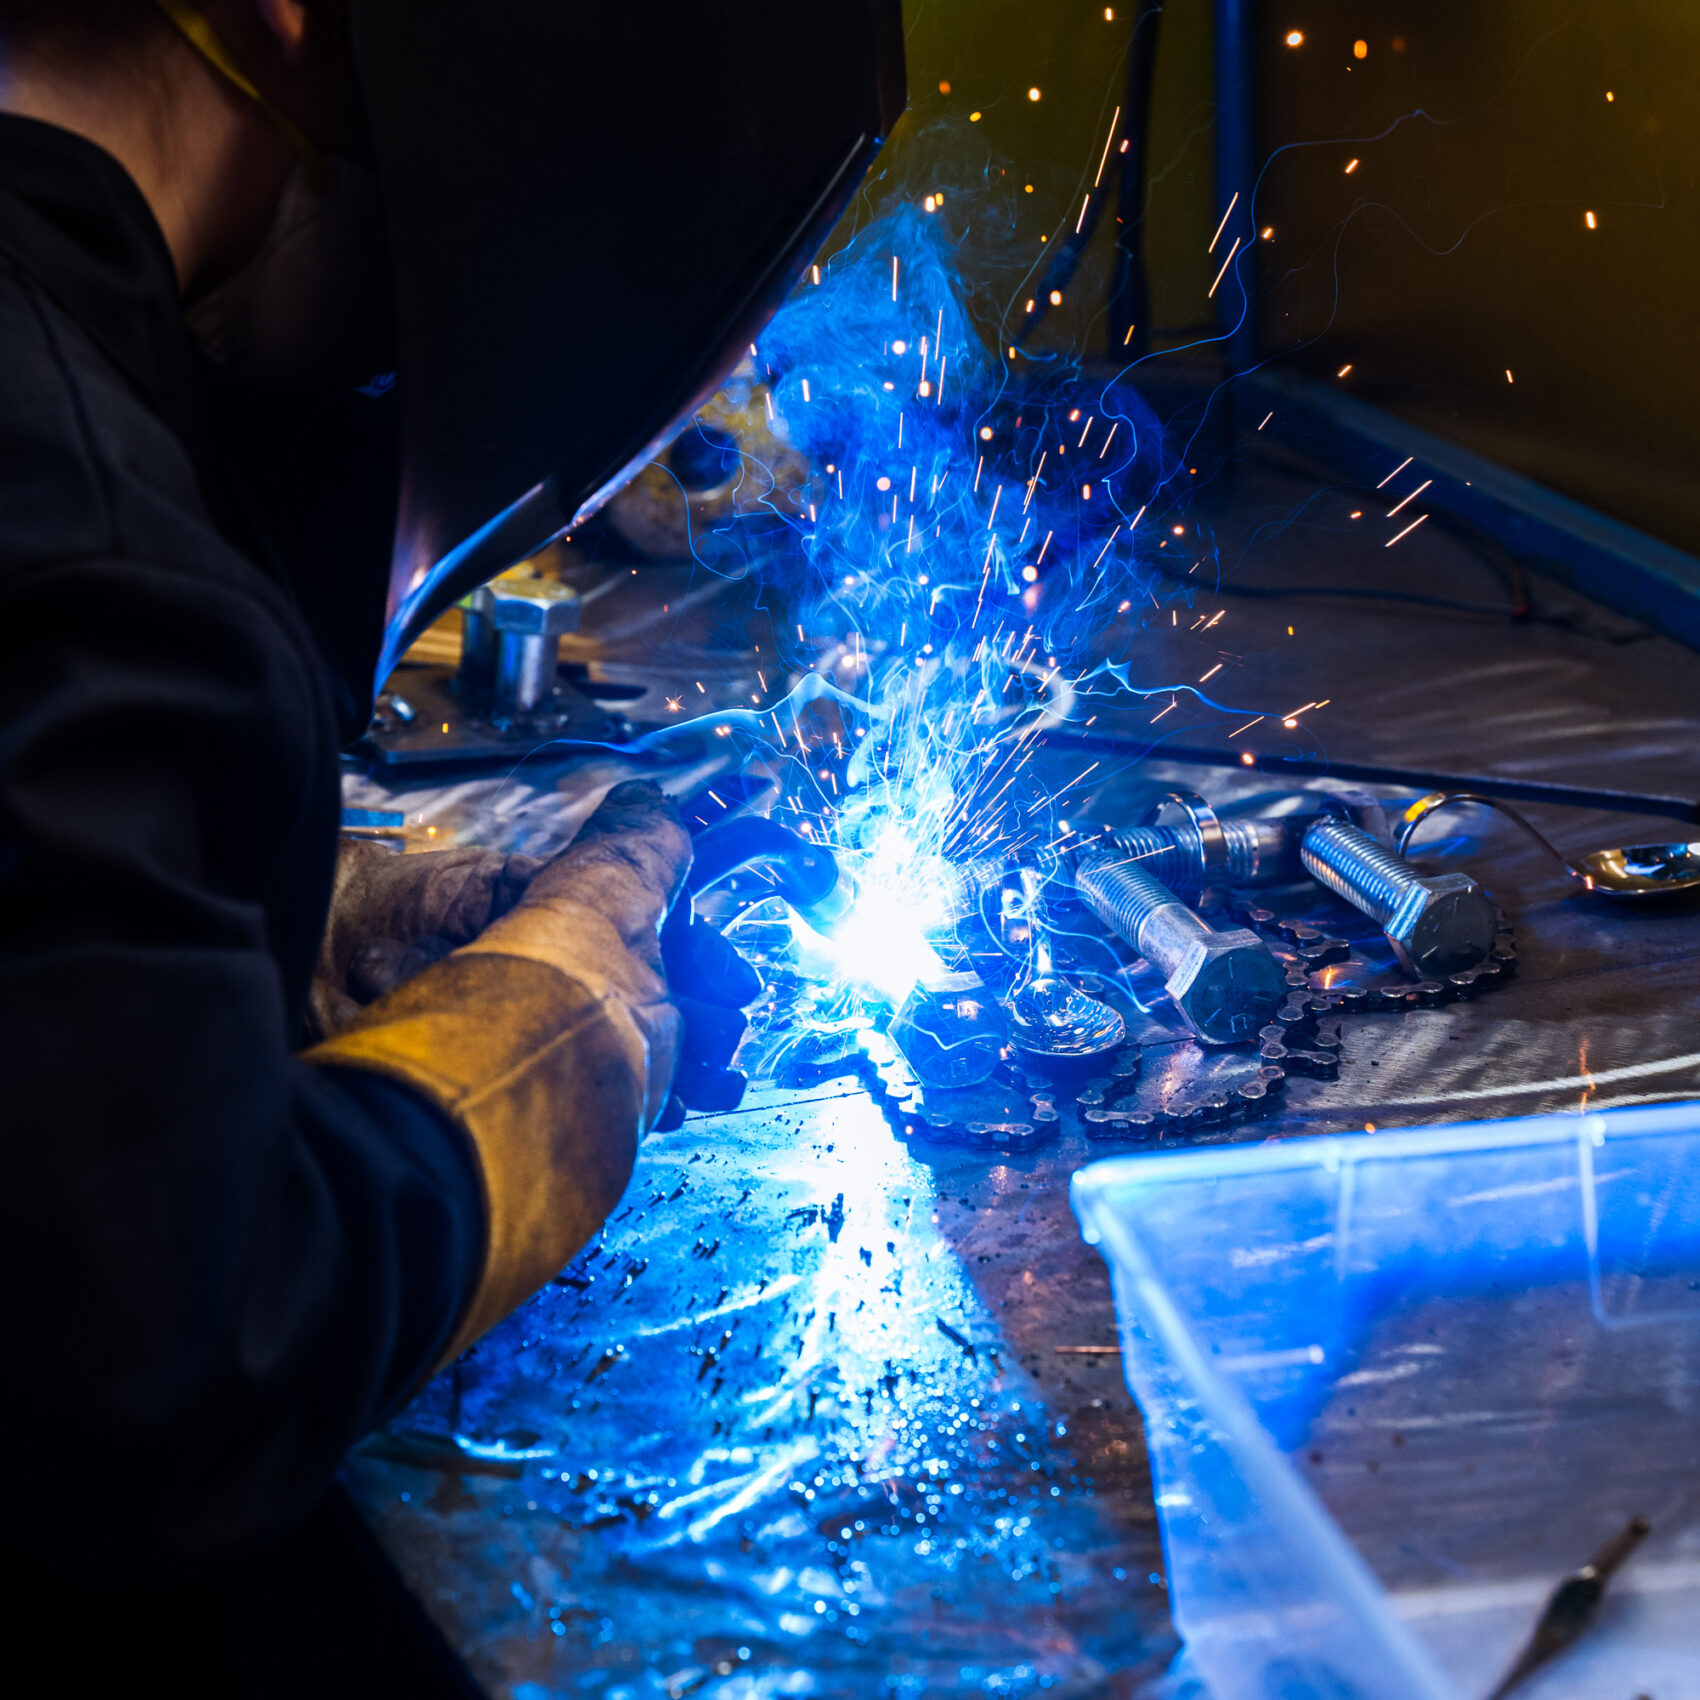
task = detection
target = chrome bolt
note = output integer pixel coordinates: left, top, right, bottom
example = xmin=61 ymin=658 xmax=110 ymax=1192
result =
xmin=1300 ymin=816 xmax=1495 ymax=978
xmin=486 ymin=567 xmax=580 ymax=716
xmin=1074 ymin=850 xmax=1284 ymax=1045
xmin=889 ymin=970 xmax=1005 ymax=1088
xmin=1107 ymin=816 xmax=1308 ymax=893
xmin=456 ymin=585 xmax=498 ymax=694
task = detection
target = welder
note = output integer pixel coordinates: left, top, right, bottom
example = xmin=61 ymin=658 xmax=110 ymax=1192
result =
xmin=0 ymin=1 xmax=902 ymax=1693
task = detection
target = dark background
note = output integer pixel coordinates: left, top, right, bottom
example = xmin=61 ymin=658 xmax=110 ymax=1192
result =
xmin=892 ymin=1 xmax=1700 ymax=554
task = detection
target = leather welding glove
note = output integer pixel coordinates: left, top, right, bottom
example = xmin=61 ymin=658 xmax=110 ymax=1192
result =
xmin=308 ymin=839 xmax=542 ymax=1040
xmin=305 ymin=781 xmax=690 ymax=1362
xmin=656 ymin=907 xmax=764 ymax=1125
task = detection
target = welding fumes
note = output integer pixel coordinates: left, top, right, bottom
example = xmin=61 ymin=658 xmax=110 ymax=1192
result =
xmin=635 ymin=203 xmax=1170 ymax=1039
xmin=650 ymin=177 xmax=1315 ymax=1059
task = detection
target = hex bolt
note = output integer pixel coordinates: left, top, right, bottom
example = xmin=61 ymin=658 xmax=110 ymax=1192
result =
xmin=1300 ymin=816 xmax=1496 ymax=978
xmin=1074 ymin=850 xmax=1284 ymax=1045
xmin=487 ymin=568 xmax=580 ymax=716
xmin=456 ymin=585 xmax=497 ymax=694
xmin=889 ymin=970 xmax=1006 ymax=1088
xmin=1108 ymin=817 xmax=1308 ymax=893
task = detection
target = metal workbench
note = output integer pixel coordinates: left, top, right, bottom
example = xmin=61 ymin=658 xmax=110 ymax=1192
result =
xmin=341 ymin=452 xmax=1700 ymax=1699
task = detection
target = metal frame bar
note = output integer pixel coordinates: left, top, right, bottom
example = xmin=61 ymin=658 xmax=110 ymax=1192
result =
xmin=1213 ymin=0 xmax=1257 ymax=375
xmin=1243 ymin=366 xmax=1700 ymax=655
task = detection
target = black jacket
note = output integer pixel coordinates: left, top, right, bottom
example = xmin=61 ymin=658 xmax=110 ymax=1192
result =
xmin=0 ymin=110 xmax=485 ymax=1593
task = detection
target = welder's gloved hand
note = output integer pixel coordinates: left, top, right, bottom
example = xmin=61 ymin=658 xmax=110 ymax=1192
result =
xmin=655 ymin=905 xmax=765 ymax=1129
xmin=308 ymin=839 xmax=542 ymax=1040
xmin=305 ymin=782 xmax=690 ymax=1363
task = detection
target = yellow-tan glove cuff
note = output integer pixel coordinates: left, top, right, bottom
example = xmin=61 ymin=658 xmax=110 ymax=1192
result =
xmin=305 ymin=935 xmax=676 ymax=1365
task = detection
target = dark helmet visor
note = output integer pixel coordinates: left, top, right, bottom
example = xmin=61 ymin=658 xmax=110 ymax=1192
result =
xmin=354 ymin=0 xmax=907 ymax=691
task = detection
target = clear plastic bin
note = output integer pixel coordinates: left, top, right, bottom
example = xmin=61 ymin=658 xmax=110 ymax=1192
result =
xmin=1071 ymin=1104 xmax=1700 ymax=1700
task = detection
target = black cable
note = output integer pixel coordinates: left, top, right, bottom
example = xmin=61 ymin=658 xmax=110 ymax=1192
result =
xmin=1109 ymin=0 xmax=1164 ymax=361
xmin=1014 ymin=1 xmax=1163 ymax=355
xmin=1240 ymin=434 xmax=1534 ymax=619
xmin=1144 ymin=562 xmax=1526 ymax=619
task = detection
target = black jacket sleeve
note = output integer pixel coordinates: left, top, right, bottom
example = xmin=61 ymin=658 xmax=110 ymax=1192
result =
xmin=0 ymin=262 xmax=484 ymax=1566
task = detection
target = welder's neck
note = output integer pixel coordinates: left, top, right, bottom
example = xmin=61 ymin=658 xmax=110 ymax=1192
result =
xmin=0 ymin=25 xmax=292 ymax=295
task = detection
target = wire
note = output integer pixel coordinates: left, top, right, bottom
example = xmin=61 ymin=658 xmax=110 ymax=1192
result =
xmin=1144 ymin=568 xmax=1527 ymax=619
xmin=1236 ymin=435 xmax=1534 ymax=619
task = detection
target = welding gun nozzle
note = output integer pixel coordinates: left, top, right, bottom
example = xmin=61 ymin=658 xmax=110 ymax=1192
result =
xmin=685 ymin=815 xmax=846 ymax=921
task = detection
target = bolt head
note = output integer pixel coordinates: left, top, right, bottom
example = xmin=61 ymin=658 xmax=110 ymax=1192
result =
xmin=1385 ymin=875 xmax=1496 ymax=978
xmin=890 ymin=972 xmax=1007 ymax=1088
xmin=488 ymin=570 xmax=581 ymax=636
xmin=1164 ymin=928 xmax=1285 ymax=1045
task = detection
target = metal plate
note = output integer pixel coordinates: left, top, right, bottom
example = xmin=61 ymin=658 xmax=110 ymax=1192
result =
xmin=341 ymin=452 xmax=1700 ymax=1699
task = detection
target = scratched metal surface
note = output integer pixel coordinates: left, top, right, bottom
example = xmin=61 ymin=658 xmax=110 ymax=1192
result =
xmin=343 ymin=459 xmax=1700 ymax=1699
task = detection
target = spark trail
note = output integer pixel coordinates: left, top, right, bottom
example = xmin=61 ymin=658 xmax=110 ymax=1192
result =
xmin=667 ymin=201 xmax=1274 ymax=1007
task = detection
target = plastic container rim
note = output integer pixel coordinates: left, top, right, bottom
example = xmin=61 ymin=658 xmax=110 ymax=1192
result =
xmin=1070 ymin=1100 xmax=1700 ymax=1240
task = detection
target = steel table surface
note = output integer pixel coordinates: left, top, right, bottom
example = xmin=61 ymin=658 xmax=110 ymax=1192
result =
xmin=342 ymin=459 xmax=1700 ymax=1699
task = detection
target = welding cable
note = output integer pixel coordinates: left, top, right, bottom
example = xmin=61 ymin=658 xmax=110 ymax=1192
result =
xmin=1106 ymin=0 xmax=1164 ymax=362
xmin=1238 ymin=438 xmax=1535 ymax=619
xmin=1015 ymin=0 xmax=1164 ymax=358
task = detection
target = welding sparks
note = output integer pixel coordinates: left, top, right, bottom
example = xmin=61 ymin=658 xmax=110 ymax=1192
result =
xmin=645 ymin=194 xmax=1294 ymax=1039
xmin=1093 ymin=106 xmax=1122 ymax=189
xmin=1209 ymin=192 xmax=1239 ymax=253
xmin=1207 ymin=236 xmax=1242 ymax=298
xmin=1386 ymin=478 xmax=1431 ymax=516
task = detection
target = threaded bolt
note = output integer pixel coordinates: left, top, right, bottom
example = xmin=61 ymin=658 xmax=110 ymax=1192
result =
xmin=1108 ymin=818 xmax=1304 ymax=892
xmin=487 ymin=569 xmax=580 ymax=717
xmin=1300 ymin=819 xmax=1411 ymax=920
xmin=1102 ymin=826 xmax=1195 ymax=891
xmin=457 ymin=586 xmax=498 ymax=694
xmin=1075 ymin=850 xmax=1283 ymax=1045
xmin=1300 ymin=817 xmax=1496 ymax=978
xmin=1076 ymin=853 xmax=1190 ymax=948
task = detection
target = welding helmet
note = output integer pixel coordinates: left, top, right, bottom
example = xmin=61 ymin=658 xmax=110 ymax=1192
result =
xmin=354 ymin=0 xmax=907 ymax=692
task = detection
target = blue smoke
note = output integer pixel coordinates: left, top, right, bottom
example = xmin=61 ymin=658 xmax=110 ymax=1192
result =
xmin=661 ymin=178 xmax=1268 ymax=997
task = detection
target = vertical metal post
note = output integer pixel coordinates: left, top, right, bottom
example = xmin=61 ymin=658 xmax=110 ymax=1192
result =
xmin=1109 ymin=0 xmax=1165 ymax=362
xmin=1213 ymin=0 xmax=1257 ymax=377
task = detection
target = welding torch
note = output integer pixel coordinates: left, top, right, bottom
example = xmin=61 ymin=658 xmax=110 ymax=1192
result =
xmin=680 ymin=815 xmax=852 ymax=926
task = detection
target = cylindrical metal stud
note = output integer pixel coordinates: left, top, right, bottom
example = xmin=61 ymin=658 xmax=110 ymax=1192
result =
xmin=1074 ymin=851 xmax=1283 ymax=1045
